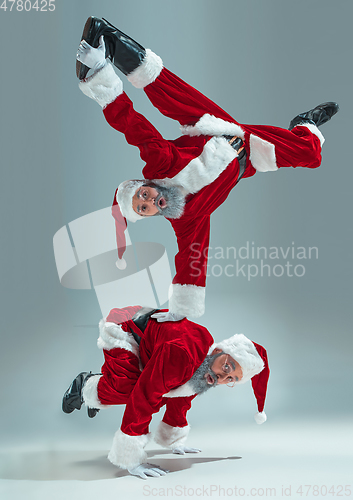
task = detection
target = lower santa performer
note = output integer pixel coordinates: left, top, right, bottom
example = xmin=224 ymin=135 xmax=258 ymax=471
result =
xmin=76 ymin=18 xmax=339 ymax=322
xmin=62 ymin=306 xmax=269 ymax=479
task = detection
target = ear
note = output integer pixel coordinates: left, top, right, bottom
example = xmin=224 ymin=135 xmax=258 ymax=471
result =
xmin=210 ymin=348 xmax=223 ymax=356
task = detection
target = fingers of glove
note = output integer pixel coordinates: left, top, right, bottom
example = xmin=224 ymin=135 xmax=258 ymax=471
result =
xmin=151 ymin=313 xmax=167 ymax=322
xmin=145 ymin=468 xmax=167 ymax=477
xmin=172 ymin=447 xmax=185 ymax=455
xmin=80 ymin=39 xmax=92 ymax=49
xmin=98 ymin=35 xmax=105 ymax=50
xmin=184 ymin=447 xmax=201 ymax=453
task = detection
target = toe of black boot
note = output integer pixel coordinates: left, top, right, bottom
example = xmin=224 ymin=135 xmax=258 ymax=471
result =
xmin=62 ymin=372 xmax=91 ymax=414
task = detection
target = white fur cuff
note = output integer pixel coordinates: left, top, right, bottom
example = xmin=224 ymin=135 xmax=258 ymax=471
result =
xmin=78 ymin=62 xmax=123 ymax=108
xmin=249 ymin=134 xmax=278 ymax=172
xmin=154 ymin=421 xmax=190 ymax=449
xmin=97 ymin=318 xmax=140 ymax=359
xmin=108 ymin=430 xmax=151 ymax=469
xmin=181 ymin=114 xmax=245 ymax=138
xmin=295 ymin=123 xmax=325 ymax=146
xmin=168 ymin=283 xmax=205 ymax=318
xmin=82 ymin=375 xmax=111 ymax=410
xmin=127 ymin=49 xmax=163 ymax=88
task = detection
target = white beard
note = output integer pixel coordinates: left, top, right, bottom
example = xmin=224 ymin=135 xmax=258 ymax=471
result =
xmin=188 ymin=353 xmax=223 ymax=395
xmin=145 ymin=180 xmax=186 ymax=219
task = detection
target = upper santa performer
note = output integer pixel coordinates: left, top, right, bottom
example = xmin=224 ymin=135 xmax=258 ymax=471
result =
xmin=76 ymin=17 xmax=339 ymax=322
xmin=62 ymin=306 xmax=269 ymax=479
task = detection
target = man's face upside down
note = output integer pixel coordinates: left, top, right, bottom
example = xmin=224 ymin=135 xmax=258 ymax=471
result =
xmin=189 ymin=349 xmax=244 ymax=395
xmin=132 ymin=181 xmax=186 ymax=219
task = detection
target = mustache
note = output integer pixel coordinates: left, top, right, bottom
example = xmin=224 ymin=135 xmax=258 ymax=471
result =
xmin=145 ymin=182 xmax=186 ymax=219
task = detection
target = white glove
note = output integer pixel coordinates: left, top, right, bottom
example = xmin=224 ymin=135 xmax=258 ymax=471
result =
xmin=127 ymin=463 xmax=169 ymax=479
xmin=76 ymin=36 xmax=107 ymax=73
xmin=151 ymin=311 xmax=185 ymax=323
xmin=172 ymin=446 xmax=201 ymax=455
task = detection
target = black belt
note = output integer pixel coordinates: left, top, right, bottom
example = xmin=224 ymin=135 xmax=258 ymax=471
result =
xmin=130 ymin=308 xmax=159 ymax=344
xmin=223 ymin=135 xmax=247 ymax=183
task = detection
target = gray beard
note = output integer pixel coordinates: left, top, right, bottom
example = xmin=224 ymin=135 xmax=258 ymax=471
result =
xmin=144 ymin=181 xmax=186 ymax=219
xmin=188 ymin=353 xmax=223 ymax=395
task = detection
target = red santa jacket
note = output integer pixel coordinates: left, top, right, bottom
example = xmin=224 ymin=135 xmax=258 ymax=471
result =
xmin=98 ymin=307 xmax=214 ymax=437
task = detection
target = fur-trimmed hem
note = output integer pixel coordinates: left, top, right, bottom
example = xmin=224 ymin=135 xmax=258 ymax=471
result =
xmin=295 ymin=123 xmax=325 ymax=146
xmin=127 ymin=49 xmax=163 ymax=88
xmin=163 ymin=382 xmax=196 ymax=398
xmin=171 ymin=137 xmax=237 ymax=194
xmin=78 ymin=62 xmax=123 ymax=108
xmin=108 ymin=430 xmax=151 ymax=469
xmin=168 ymin=284 xmax=205 ymax=318
xmin=97 ymin=318 xmax=140 ymax=359
xmin=82 ymin=375 xmax=111 ymax=410
xmin=154 ymin=421 xmax=190 ymax=449
xmin=249 ymin=134 xmax=278 ymax=172
xmin=181 ymin=114 xmax=245 ymax=138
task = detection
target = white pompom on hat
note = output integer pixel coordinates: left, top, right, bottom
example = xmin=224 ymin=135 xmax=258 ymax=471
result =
xmin=209 ymin=334 xmax=270 ymax=424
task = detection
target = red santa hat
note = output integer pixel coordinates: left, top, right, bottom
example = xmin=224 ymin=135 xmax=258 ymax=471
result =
xmin=112 ymin=180 xmax=146 ymax=269
xmin=209 ymin=334 xmax=270 ymax=424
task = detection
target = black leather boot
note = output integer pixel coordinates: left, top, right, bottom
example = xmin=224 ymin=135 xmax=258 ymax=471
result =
xmin=77 ymin=16 xmax=146 ymax=80
xmin=289 ymin=102 xmax=339 ymax=130
xmin=62 ymin=371 xmax=100 ymax=418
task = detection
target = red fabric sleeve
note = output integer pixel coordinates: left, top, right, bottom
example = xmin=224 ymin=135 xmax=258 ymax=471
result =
xmin=120 ymin=343 xmax=192 ymax=436
xmin=162 ymin=395 xmax=197 ymax=428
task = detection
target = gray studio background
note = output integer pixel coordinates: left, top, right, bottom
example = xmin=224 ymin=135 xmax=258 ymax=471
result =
xmin=1 ymin=0 xmax=352 ymax=494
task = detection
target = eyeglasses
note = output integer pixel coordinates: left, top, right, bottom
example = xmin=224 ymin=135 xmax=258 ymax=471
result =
xmin=221 ymin=355 xmax=237 ymax=387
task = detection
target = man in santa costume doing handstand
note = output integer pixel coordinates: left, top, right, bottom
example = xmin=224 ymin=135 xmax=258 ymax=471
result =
xmin=62 ymin=306 xmax=269 ymax=478
xmin=76 ymin=17 xmax=339 ymax=323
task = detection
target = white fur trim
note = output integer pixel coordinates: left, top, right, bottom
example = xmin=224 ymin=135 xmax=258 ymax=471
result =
xmin=154 ymin=421 xmax=190 ymax=449
xmin=116 ymin=180 xmax=145 ymax=222
xmin=163 ymin=382 xmax=196 ymax=398
xmin=249 ymin=134 xmax=278 ymax=172
xmin=97 ymin=318 xmax=140 ymax=359
xmin=168 ymin=284 xmax=205 ymax=318
xmin=170 ymin=137 xmax=237 ymax=194
xmin=181 ymin=114 xmax=245 ymax=139
xmin=82 ymin=375 xmax=111 ymax=410
xmin=254 ymin=411 xmax=267 ymax=425
xmin=127 ymin=49 xmax=163 ymax=88
xmin=108 ymin=430 xmax=151 ymax=469
xmin=209 ymin=334 xmax=264 ymax=384
xmin=295 ymin=123 xmax=325 ymax=146
xmin=78 ymin=62 xmax=123 ymax=108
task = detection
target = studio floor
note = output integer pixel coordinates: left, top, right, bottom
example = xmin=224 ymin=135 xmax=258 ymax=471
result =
xmin=0 ymin=418 xmax=351 ymax=500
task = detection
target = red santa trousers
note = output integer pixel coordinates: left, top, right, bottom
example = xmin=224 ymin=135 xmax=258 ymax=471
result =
xmin=97 ymin=347 xmax=141 ymax=406
xmin=143 ymin=68 xmax=322 ymax=171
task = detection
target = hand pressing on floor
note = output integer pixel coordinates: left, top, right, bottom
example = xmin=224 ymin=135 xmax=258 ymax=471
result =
xmin=127 ymin=463 xmax=169 ymax=479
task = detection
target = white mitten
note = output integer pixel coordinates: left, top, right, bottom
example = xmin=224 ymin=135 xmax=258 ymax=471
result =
xmin=172 ymin=446 xmax=201 ymax=455
xmin=76 ymin=36 xmax=107 ymax=73
xmin=151 ymin=311 xmax=185 ymax=323
xmin=127 ymin=463 xmax=169 ymax=479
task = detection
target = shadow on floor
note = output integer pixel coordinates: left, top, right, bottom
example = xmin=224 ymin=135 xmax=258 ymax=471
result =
xmin=0 ymin=449 xmax=241 ymax=481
